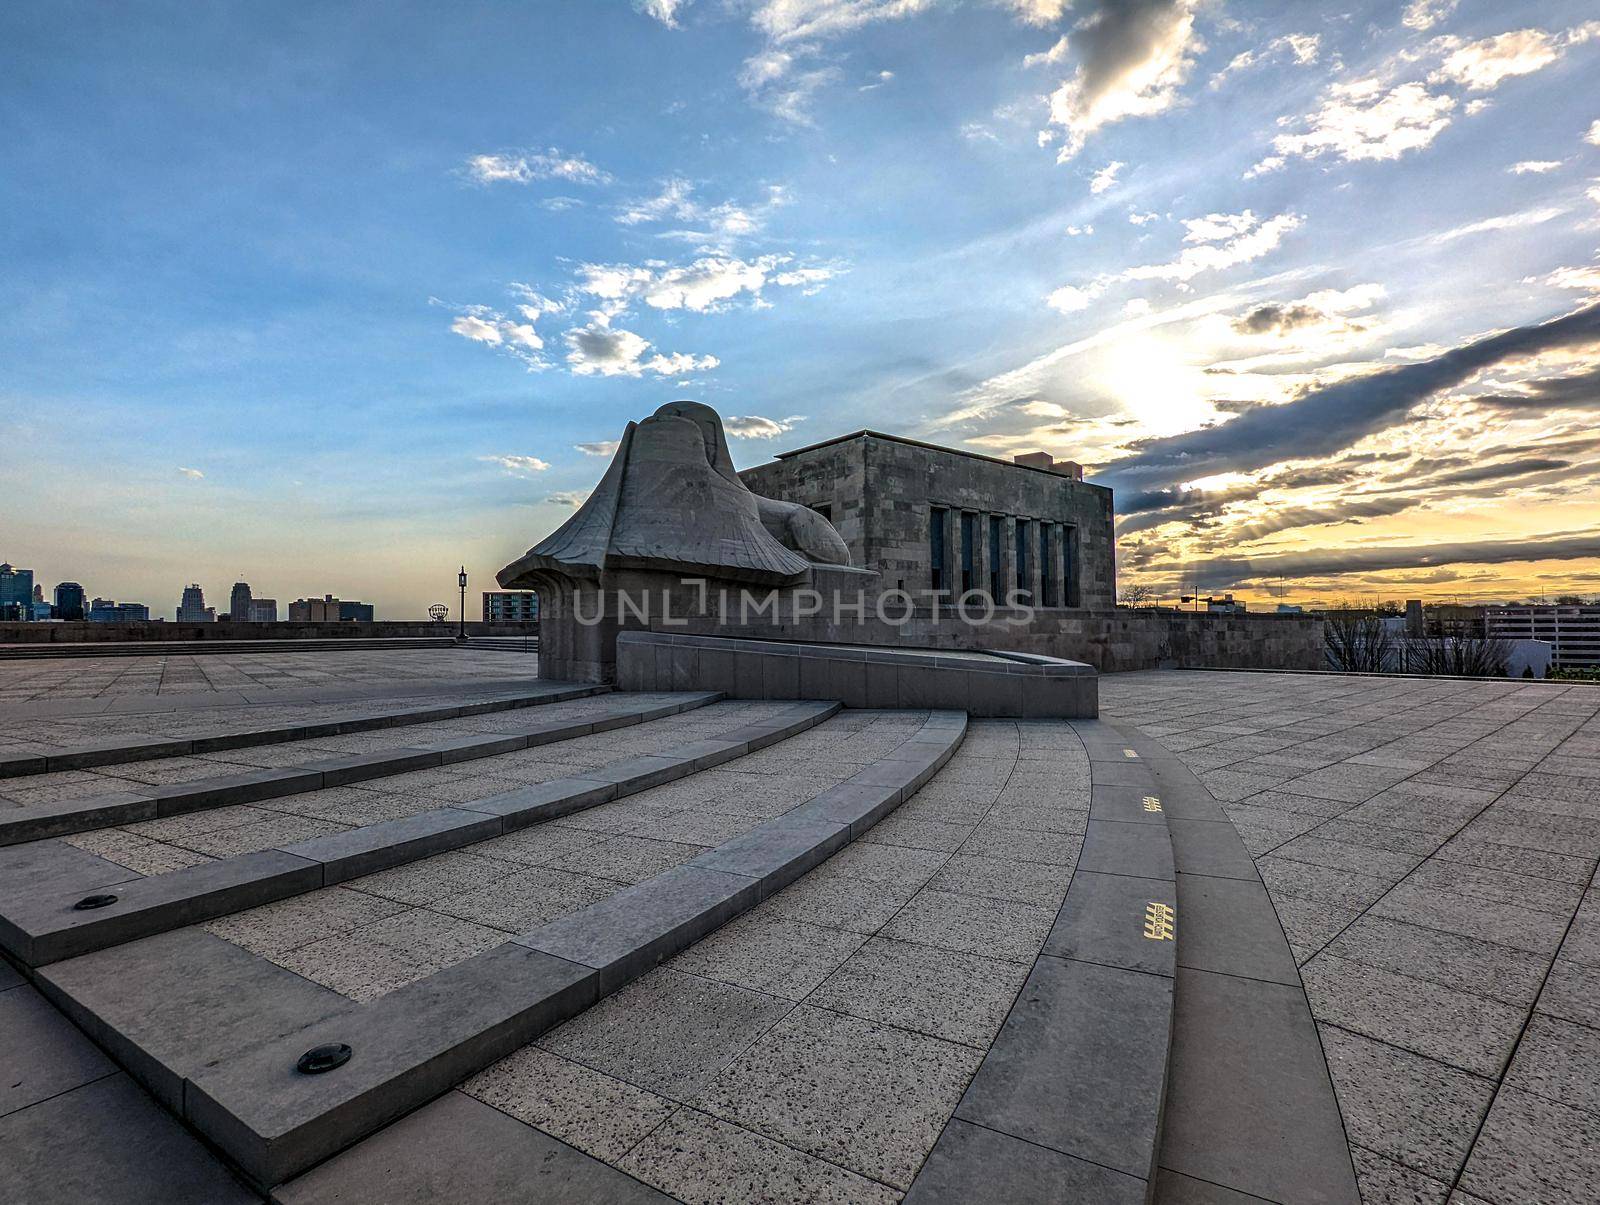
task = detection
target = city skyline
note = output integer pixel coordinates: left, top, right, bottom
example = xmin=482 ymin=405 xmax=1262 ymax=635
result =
xmin=4 ymin=0 xmax=1600 ymax=616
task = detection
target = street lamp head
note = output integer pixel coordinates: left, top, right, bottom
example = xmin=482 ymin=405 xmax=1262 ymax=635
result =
xmin=458 ymin=567 xmax=468 ymax=589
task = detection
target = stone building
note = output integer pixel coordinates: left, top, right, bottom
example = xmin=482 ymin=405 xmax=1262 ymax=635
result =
xmin=738 ymin=431 xmax=1115 ymax=610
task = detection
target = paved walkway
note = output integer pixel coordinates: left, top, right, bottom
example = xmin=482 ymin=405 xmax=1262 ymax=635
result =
xmin=1103 ymin=670 xmax=1600 ymax=1205
xmin=0 ymin=647 xmax=535 ymax=704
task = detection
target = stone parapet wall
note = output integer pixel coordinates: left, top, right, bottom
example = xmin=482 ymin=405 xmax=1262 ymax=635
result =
xmin=639 ymin=604 xmax=1322 ymax=674
xmin=0 ymin=620 xmax=538 ymax=644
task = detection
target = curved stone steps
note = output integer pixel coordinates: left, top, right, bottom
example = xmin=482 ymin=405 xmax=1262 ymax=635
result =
xmin=0 ymin=701 xmax=837 ymax=967
xmin=907 ymin=718 xmax=1176 ymax=1203
xmin=0 ymin=680 xmax=598 ymax=780
xmin=0 ymin=691 xmax=722 ymax=847
xmin=25 ymin=709 xmax=968 ymax=1191
xmin=1107 ymin=720 xmax=1361 ymax=1205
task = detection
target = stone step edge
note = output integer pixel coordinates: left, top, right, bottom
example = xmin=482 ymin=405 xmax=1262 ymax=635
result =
xmin=0 ymin=638 xmax=461 ymax=661
xmin=1102 ymin=720 xmax=1361 ymax=1205
xmin=0 ymin=691 xmax=723 ymax=848
xmin=0 ymin=683 xmax=606 ymax=780
xmin=0 ymin=698 xmax=840 ymax=968
xmin=905 ymin=720 xmax=1178 ymax=1204
xmin=72 ymin=709 xmax=967 ymax=1192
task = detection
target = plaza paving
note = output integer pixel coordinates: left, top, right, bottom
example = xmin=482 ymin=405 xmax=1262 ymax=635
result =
xmin=0 ymin=650 xmax=1594 ymax=1203
xmin=1102 ymin=670 xmax=1600 ymax=1205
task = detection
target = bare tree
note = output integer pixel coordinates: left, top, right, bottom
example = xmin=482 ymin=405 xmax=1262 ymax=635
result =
xmin=1119 ymin=583 xmax=1158 ymax=608
xmin=1411 ymin=635 xmax=1511 ymax=677
xmin=1324 ymin=602 xmax=1394 ymax=672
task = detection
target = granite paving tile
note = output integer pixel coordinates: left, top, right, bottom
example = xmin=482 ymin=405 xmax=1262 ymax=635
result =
xmin=1301 ymin=954 xmax=1526 ymax=1077
xmin=1368 ymin=881 xmax=1572 ymax=955
xmin=879 ymin=887 xmax=1058 ymax=964
xmin=691 ymin=1003 xmax=984 ymax=1190
xmin=538 ymin=967 xmax=791 ymax=1100
xmin=807 ymin=935 xmax=1030 ymax=1048
xmin=621 ymin=1108 xmax=899 ymax=1205
xmin=1317 ymin=1024 xmax=1495 ymax=1182
xmin=1457 ymin=1087 xmax=1600 ymax=1205
xmin=1321 ymin=914 xmax=1550 ymax=1007
xmin=1502 ymin=1014 xmax=1600 ymax=1115
xmin=463 ymin=1045 xmax=675 ymax=1163
xmin=666 ymin=911 xmax=868 ymax=1000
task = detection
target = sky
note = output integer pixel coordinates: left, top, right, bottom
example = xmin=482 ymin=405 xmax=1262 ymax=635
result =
xmin=2 ymin=0 xmax=1598 ymax=617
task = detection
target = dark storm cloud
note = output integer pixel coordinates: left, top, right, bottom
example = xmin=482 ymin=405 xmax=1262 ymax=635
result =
xmin=1156 ymin=530 xmax=1600 ymax=590
xmin=1071 ymin=0 xmax=1196 ymax=115
xmin=1466 ymin=363 xmax=1600 ymax=411
xmin=1100 ymin=300 xmax=1600 ymax=488
xmin=1230 ymin=302 xmax=1351 ymax=335
xmin=1429 ymin=458 xmax=1571 ymax=486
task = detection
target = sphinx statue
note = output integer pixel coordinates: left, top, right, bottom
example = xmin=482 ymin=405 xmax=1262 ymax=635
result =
xmin=499 ymin=401 xmax=860 ymax=681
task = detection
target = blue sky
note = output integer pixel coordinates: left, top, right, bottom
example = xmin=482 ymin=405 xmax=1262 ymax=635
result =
xmin=3 ymin=0 xmax=1598 ymax=616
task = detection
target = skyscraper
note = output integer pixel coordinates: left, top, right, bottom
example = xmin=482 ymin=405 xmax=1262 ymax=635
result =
xmin=54 ymin=582 xmax=86 ymax=621
xmin=228 ymin=581 xmax=253 ymax=622
xmin=176 ymin=583 xmax=215 ymax=622
xmin=0 ymin=563 xmax=36 ymax=622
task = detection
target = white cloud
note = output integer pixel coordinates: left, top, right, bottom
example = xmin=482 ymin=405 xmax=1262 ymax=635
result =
xmin=1527 ymin=260 xmax=1600 ymax=294
xmin=481 ymin=455 xmax=551 ymax=476
xmin=1588 ymin=120 xmax=1600 ymax=146
xmin=616 ymin=178 xmax=786 ymax=243
xmin=747 ymin=0 xmax=934 ymax=44
xmin=465 ymin=149 xmax=610 ymax=186
xmin=1128 ymin=210 xmax=1160 ymax=225
xmin=722 ymin=414 xmax=806 ymax=439
xmin=575 ymin=441 xmax=621 ymax=457
xmin=634 ymin=0 xmax=689 ymax=28
xmin=1047 ymin=285 xmax=1096 ymax=313
xmin=177 ymin=467 xmax=204 ymax=480
xmin=1065 ymin=223 xmax=1094 ymax=236
xmin=451 ymin=315 xmax=504 ymax=345
xmin=446 ymin=302 xmax=551 ymax=368
xmin=1117 ymin=209 xmax=1302 ymax=284
xmin=545 ymin=490 xmax=591 ymax=509
xmin=1509 ymin=160 xmax=1563 ymax=174
xmin=1208 ymin=33 xmax=1320 ymax=89
xmin=1256 ymin=80 xmax=1456 ymax=171
xmin=1402 ymin=0 xmax=1458 ymax=33
xmin=574 ymin=254 xmax=838 ymax=314
xmin=1024 ymin=36 xmax=1070 ymax=69
xmin=1428 ymin=205 xmax=1569 ymax=243
xmin=860 ymin=69 xmax=895 ymax=91
xmin=1430 ymin=23 xmax=1600 ymax=92
xmin=563 ymin=316 xmax=718 ymax=378
xmin=1043 ymin=0 xmax=1204 ymax=160
xmin=1089 ymin=161 xmax=1124 ymax=193
xmin=1002 ymin=0 xmax=1070 ymax=26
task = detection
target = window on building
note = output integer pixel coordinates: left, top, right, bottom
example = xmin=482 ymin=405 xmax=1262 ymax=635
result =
xmin=1064 ymin=525 xmax=1079 ymax=607
xmin=1015 ymin=518 xmax=1031 ymax=603
xmin=960 ymin=512 xmax=976 ymax=594
xmin=930 ymin=506 xmax=948 ymax=594
xmin=1041 ymin=523 xmax=1057 ymax=607
xmin=813 ymin=503 xmax=832 ymax=522
xmin=988 ymin=515 xmax=1002 ymax=601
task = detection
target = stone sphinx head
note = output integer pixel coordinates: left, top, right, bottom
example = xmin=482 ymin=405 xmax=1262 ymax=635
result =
xmin=498 ymin=400 xmax=850 ymax=591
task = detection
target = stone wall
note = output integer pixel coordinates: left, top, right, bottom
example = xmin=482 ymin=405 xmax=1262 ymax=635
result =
xmin=739 ymin=433 xmax=1117 ymax=610
xmin=0 ymin=620 xmax=538 ymax=644
xmin=634 ymin=600 xmax=1322 ymax=674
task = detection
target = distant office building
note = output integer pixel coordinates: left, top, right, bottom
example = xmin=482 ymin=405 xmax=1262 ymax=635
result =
xmin=1404 ymin=599 xmax=1425 ymax=636
xmin=228 ymin=581 xmax=253 ymax=622
xmin=0 ymin=563 xmax=36 ymax=620
xmin=88 ymin=600 xmax=151 ymax=622
xmin=54 ymin=582 xmax=86 ymax=621
xmin=176 ymin=583 xmax=215 ymax=623
xmin=1206 ymin=594 xmax=1248 ymax=615
xmin=288 ymin=594 xmax=369 ymax=622
xmin=483 ymin=591 xmax=539 ymax=623
xmin=1488 ymin=605 xmax=1600 ymax=669
xmin=247 ymin=598 xmax=278 ymax=623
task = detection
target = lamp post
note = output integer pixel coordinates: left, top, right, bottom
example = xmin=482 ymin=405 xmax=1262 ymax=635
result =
xmin=457 ymin=567 xmax=469 ymax=643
